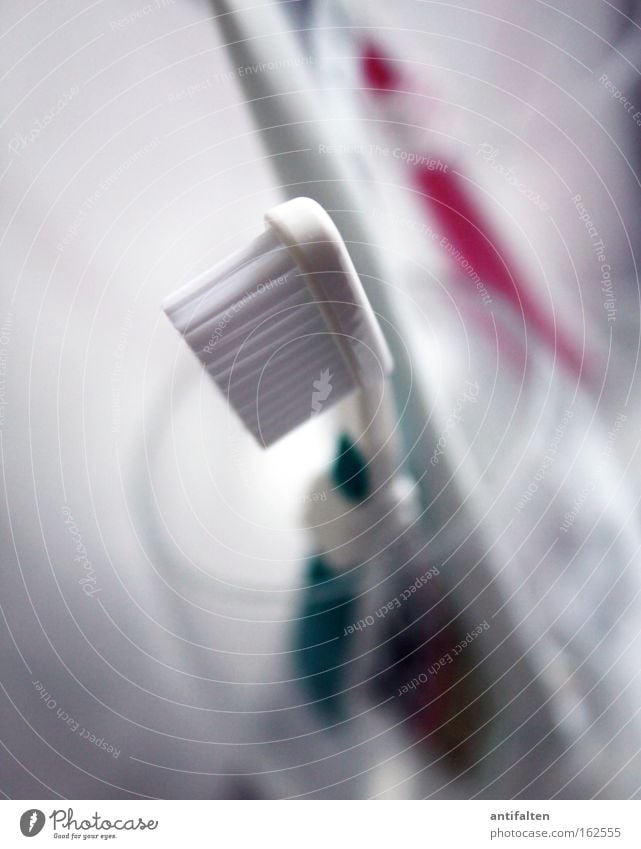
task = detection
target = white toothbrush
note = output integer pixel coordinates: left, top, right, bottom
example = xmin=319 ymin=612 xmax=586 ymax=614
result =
xmin=196 ymin=1 xmax=609 ymax=798
xmin=162 ymin=195 xmax=427 ymax=797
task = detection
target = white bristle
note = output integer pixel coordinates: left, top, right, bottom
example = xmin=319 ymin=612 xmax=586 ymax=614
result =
xmin=162 ymin=197 xmax=393 ymax=447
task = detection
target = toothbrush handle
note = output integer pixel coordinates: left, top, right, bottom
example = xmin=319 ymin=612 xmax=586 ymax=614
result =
xmin=357 ymin=383 xmax=402 ymax=495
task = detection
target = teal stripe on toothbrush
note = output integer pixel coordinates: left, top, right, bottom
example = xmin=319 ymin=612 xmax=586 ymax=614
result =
xmin=333 ymin=434 xmax=370 ymax=502
xmin=294 ymin=436 xmax=371 ymax=719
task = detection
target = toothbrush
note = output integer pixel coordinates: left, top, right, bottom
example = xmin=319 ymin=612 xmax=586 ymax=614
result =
xmin=197 ymin=3 xmax=594 ymax=795
xmin=162 ymin=196 xmax=424 ymax=726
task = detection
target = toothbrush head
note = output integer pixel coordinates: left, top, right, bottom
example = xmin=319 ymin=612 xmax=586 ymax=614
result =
xmin=162 ymin=197 xmax=393 ymax=446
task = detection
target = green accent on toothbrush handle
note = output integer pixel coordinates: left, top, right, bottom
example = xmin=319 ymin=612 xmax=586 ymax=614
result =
xmin=333 ymin=433 xmax=370 ymax=501
xmin=295 ymin=555 xmax=355 ymax=720
xmin=294 ymin=435 xmax=371 ymax=719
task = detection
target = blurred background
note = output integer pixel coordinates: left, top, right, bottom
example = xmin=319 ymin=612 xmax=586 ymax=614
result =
xmin=1 ymin=0 xmax=641 ymax=799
